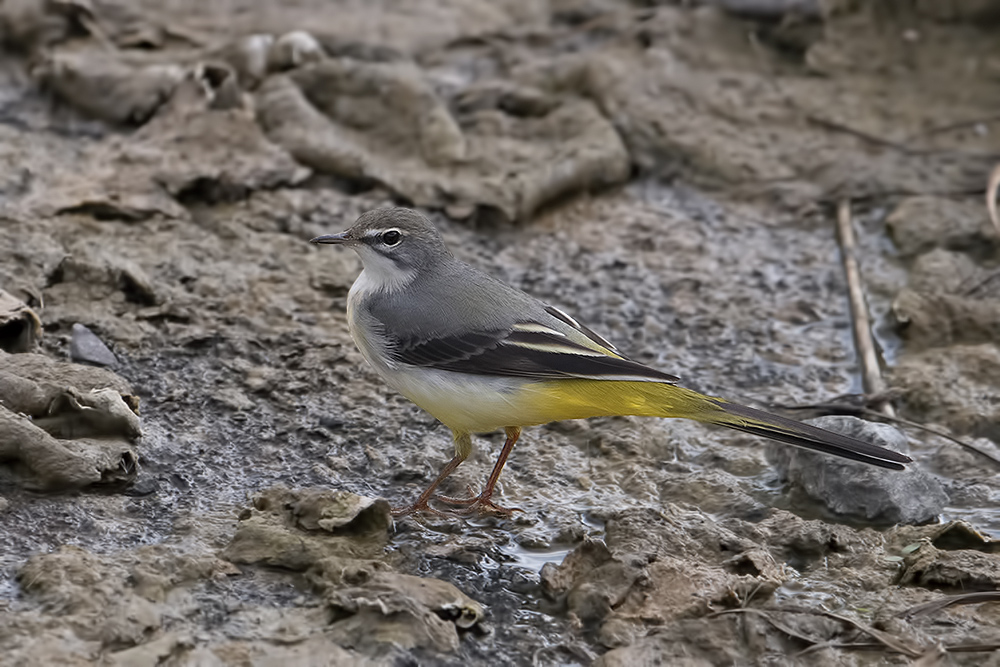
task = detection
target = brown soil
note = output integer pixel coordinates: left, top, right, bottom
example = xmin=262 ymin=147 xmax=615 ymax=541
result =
xmin=2 ymin=1 xmax=1000 ymax=664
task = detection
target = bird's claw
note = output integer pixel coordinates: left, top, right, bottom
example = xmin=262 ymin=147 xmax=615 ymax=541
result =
xmin=390 ymin=500 xmax=453 ymax=517
xmin=431 ymin=491 xmax=523 ymax=517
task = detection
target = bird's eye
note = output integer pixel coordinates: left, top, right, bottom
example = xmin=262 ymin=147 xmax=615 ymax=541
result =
xmin=381 ymin=230 xmax=402 ymax=246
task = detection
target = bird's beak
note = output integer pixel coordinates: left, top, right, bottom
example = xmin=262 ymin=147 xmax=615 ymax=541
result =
xmin=310 ymin=232 xmax=350 ymax=245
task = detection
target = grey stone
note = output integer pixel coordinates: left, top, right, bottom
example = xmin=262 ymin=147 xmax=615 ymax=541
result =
xmin=70 ymin=323 xmax=118 ymax=367
xmin=767 ymin=416 xmax=947 ymax=525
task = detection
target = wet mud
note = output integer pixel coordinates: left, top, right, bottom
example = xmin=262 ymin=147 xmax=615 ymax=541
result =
xmin=2 ymin=1 xmax=1000 ymax=664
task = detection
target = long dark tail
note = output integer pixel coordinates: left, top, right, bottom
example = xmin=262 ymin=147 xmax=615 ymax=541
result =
xmin=541 ymin=380 xmax=912 ymax=470
xmin=702 ymin=398 xmax=911 ymax=470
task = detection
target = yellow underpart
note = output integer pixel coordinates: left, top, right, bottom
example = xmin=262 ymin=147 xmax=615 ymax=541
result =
xmin=513 ymin=379 xmax=731 ymax=426
xmin=387 ymin=365 xmax=757 ymax=437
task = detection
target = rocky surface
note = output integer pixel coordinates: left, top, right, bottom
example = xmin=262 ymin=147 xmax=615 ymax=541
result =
xmin=2 ymin=0 xmax=1000 ymax=664
xmin=768 ymin=416 xmax=949 ymax=525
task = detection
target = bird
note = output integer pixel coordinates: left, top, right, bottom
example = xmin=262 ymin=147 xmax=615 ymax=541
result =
xmin=310 ymin=207 xmax=911 ymax=517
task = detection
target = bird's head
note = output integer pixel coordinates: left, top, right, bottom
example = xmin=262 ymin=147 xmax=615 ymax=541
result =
xmin=311 ymin=208 xmax=453 ymax=290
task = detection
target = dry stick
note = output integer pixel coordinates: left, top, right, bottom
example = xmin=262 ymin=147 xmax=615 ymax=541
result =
xmin=835 ymin=200 xmax=895 ymax=418
xmin=805 ymin=114 xmax=998 ymax=159
xmin=711 ymin=607 xmax=922 ymax=658
xmin=944 ymin=643 xmax=1000 ymax=653
xmin=715 ymin=604 xmax=1000 ymax=657
xmin=67 ymin=4 xmax=118 ymax=53
xmin=708 ymin=608 xmax=827 ymax=648
xmin=806 ymin=115 xmax=914 ymax=153
xmin=987 ymin=163 xmax=1000 ymax=237
xmin=909 ymin=113 xmax=1000 ymax=140
xmin=898 ymin=591 xmax=1000 ymax=619
xmin=808 ymin=608 xmax=921 ymax=658
xmin=961 ymin=270 xmax=1000 ymax=298
xmin=771 ymin=393 xmax=1000 ymax=467
xmin=802 ymin=641 xmax=1000 ymax=657
xmin=798 ymin=607 xmax=1000 ymax=657
xmin=713 ymin=607 xmax=1000 ymax=657
xmin=856 ymin=407 xmax=1000 ymax=468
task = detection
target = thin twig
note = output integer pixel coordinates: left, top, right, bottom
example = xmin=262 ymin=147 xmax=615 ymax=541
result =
xmin=945 ymin=643 xmax=1000 ymax=653
xmin=806 ymin=115 xmax=916 ymax=153
xmin=794 ymin=641 xmax=886 ymax=658
xmin=835 ymin=200 xmax=894 ymax=417
xmin=771 ymin=395 xmax=1000 ymax=468
xmin=961 ymin=270 xmax=1000 ymax=298
xmin=707 ymin=608 xmax=826 ymax=647
xmin=711 ymin=607 xmax=922 ymax=657
xmin=56 ymin=1 xmax=118 ymax=52
xmin=770 ymin=393 xmax=884 ymax=419
xmin=805 ymin=113 xmax=999 ymax=159
xmin=77 ymin=14 xmax=117 ymax=51
xmin=856 ymin=407 xmax=1000 ymax=468
xmin=987 ymin=163 xmax=1000 ymax=238
xmin=898 ymin=591 xmax=1000 ymax=619
xmin=800 ymin=641 xmax=1000 ymax=656
xmin=813 ymin=608 xmax=921 ymax=657
xmin=907 ymin=114 xmax=1000 ymax=140
xmin=712 ymin=607 xmax=1000 ymax=657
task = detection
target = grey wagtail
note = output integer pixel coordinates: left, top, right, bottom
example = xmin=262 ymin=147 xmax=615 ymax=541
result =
xmin=311 ymin=208 xmax=911 ymax=517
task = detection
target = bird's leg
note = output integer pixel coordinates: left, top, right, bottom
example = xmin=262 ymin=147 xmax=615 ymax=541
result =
xmin=435 ymin=427 xmax=523 ymax=516
xmin=391 ymin=432 xmax=471 ymax=517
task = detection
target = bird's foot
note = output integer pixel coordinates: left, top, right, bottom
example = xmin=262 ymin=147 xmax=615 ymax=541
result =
xmin=432 ymin=490 xmax=523 ymax=517
xmin=432 ymin=485 xmax=478 ymax=506
xmin=390 ymin=498 xmax=454 ymax=518
xmin=393 ymin=487 xmax=523 ymax=518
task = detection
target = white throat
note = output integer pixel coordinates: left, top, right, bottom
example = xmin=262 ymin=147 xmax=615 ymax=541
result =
xmin=349 ymin=246 xmax=417 ymax=296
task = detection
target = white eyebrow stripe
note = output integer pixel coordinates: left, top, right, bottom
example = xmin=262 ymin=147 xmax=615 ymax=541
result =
xmin=362 ymin=228 xmax=404 ymax=244
xmin=512 ymin=322 xmax=566 ymax=336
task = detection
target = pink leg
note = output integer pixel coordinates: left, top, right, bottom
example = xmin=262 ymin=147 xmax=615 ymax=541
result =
xmin=435 ymin=427 xmax=523 ymax=516
xmin=392 ymin=431 xmax=473 ymax=517
xmin=391 ymin=455 xmax=467 ymax=517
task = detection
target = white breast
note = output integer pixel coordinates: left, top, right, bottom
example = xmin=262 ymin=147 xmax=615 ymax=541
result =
xmin=384 ymin=365 xmax=534 ymax=434
xmin=347 ymin=274 xmax=530 ymax=434
xmin=346 ymin=270 xmax=395 ymax=375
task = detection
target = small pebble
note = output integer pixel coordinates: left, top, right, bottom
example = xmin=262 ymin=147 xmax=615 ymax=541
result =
xmin=70 ymin=323 xmax=118 ymax=367
xmin=125 ymin=477 xmax=160 ymax=497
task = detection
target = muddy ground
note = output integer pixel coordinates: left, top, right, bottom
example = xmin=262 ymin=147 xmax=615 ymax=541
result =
xmin=2 ymin=1 xmax=1000 ymax=665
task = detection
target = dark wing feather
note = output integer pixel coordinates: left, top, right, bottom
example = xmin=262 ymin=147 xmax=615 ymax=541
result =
xmin=712 ymin=400 xmax=912 ymax=469
xmin=390 ymin=326 xmax=679 ymax=383
xmin=545 ymin=305 xmax=622 ymax=355
xmin=394 ymin=331 xmax=498 ymax=366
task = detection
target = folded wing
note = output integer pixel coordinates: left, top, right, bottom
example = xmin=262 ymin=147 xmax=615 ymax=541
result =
xmin=389 ymin=317 xmax=679 ymax=383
